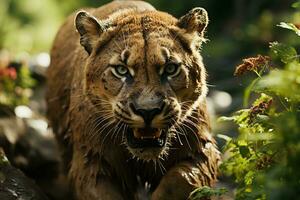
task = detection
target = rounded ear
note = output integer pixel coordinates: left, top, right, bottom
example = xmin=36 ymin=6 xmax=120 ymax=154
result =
xmin=177 ymin=7 xmax=208 ymax=37
xmin=75 ymin=11 xmax=108 ymax=54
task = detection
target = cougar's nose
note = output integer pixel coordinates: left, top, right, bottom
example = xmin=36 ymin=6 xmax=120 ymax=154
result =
xmin=130 ymin=103 xmax=165 ymax=126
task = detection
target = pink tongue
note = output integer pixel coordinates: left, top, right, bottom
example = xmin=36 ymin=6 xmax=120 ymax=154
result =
xmin=133 ymin=128 xmax=161 ymax=139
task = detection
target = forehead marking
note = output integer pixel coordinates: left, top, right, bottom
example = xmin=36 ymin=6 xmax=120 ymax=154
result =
xmin=121 ymin=49 xmax=130 ymax=64
xmin=141 ymin=16 xmax=150 ymax=82
xmin=159 ymin=47 xmax=171 ymax=75
xmin=121 ymin=48 xmax=135 ymax=76
xmin=161 ymin=47 xmax=170 ymax=61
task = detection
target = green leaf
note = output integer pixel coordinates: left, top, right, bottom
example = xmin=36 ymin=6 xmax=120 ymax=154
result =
xmin=244 ymin=171 xmax=255 ymax=185
xmin=189 ymin=186 xmax=227 ymax=200
xmin=218 ymin=116 xmax=236 ymax=122
xmin=277 ymin=22 xmax=300 ymax=36
xmin=244 ymin=77 xmax=260 ymax=106
xmin=292 ymin=1 xmax=300 ymax=8
xmin=239 ymin=145 xmax=251 ymax=158
xmin=217 ymin=134 xmax=232 ymax=142
xmin=269 ymin=42 xmax=297 ymax=64
xmin=256 ymin=114 xmax=270 ymax=123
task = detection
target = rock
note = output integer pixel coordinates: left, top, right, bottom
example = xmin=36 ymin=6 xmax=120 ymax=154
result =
xmin=0 ymin=116 xmax=60 ymax=180
xmin=14 ymin=119 xmax=60 ymax=180
xmin=0 ymin=116 xmax=72 ymax=199
xmin=0 ymin=148 xmax=49 ymax=200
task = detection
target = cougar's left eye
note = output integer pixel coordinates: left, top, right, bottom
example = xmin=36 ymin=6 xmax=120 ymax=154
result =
xmin=164 ymin=63 xmax=180 ymax=77
xmin=112 ymin=65 xmax=129 ymax=78
xmin=116 ymin=65 xmax=128 ymax=75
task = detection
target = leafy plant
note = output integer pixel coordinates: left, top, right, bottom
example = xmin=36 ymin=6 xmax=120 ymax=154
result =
xmin=188 ymin=186 xmax=227 ymax=200
xmin=219 ymin=21 xmax=300 ymax=199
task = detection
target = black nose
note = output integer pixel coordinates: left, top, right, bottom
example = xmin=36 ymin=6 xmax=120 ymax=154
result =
xmin=130 ymin=103 xmax=165 ymax=126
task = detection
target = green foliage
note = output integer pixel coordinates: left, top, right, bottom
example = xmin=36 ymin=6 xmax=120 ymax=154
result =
xmin=219 ymin=93 xmax=275 ymax=200
xmin=269 ymin=42 xmax=298 ymax=64
xmin=277 ymin=22 xmax=300 ymax=36
xmin=188 ymin=186 xmax=227 ymax=200
xmin=220 ymin=23 xmax=300 ymax=199
xmin=0 ymin=0 xmax=63 ymax=53
xmin=292 ymin=0 xmax=300 ymax=8
xmin=254 ymin=62 xmax=300 ymax=102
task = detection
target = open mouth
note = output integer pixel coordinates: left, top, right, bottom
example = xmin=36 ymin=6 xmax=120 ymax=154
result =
xmin=126 ymin=128 xmax=167 ymax=148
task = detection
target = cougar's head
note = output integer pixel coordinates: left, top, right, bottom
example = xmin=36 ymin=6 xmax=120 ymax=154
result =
xmin=75 ymin=8 xmax=209 ymax=160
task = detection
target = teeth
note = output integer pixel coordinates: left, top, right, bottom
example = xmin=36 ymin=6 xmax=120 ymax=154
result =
xmin=140 ymin=136 xmax=158 ymax=140
xmin=132 ymin=128 xmax=163 ymax=140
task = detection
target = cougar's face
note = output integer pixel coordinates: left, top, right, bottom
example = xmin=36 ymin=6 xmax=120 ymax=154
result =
xmin=77 ymin=9 xmax=209 ymax=160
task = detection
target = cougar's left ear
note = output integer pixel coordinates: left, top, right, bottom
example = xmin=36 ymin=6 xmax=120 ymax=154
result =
xmin=75 ymin=11 xmax=109 ymax=54
xmin=177 ymin=7 xmax=208 ymax=37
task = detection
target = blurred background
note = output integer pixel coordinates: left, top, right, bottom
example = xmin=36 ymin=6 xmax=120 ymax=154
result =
xmin=1 ymin=0 xmax=298 ymax=113
xmin=0 ymin=0 xmax=299 ymax=199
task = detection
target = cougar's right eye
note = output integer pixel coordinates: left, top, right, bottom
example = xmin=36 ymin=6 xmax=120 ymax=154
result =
xmin=163 ymin=63 xmax=181 ymax=78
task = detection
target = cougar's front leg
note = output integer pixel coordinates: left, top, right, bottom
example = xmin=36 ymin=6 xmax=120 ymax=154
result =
xmin=75 ymin=176 xmax=124 ymax=200
xmin=151 ymin=160 xmax=217 ymax=200
xmin=70 ymin=150 xmax=125 ymax=200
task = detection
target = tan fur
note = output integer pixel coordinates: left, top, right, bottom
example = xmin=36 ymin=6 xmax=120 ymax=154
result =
xmin=46 ymin=1 xmax=220 ymax=199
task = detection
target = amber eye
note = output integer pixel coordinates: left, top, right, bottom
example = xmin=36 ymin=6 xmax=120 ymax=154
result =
xmin=164 ymin=63 xmax=180 ymax=77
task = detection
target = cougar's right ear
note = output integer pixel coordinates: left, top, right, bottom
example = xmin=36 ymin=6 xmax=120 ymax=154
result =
xmin=75 ymin=11 xmax=108 ymax=54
